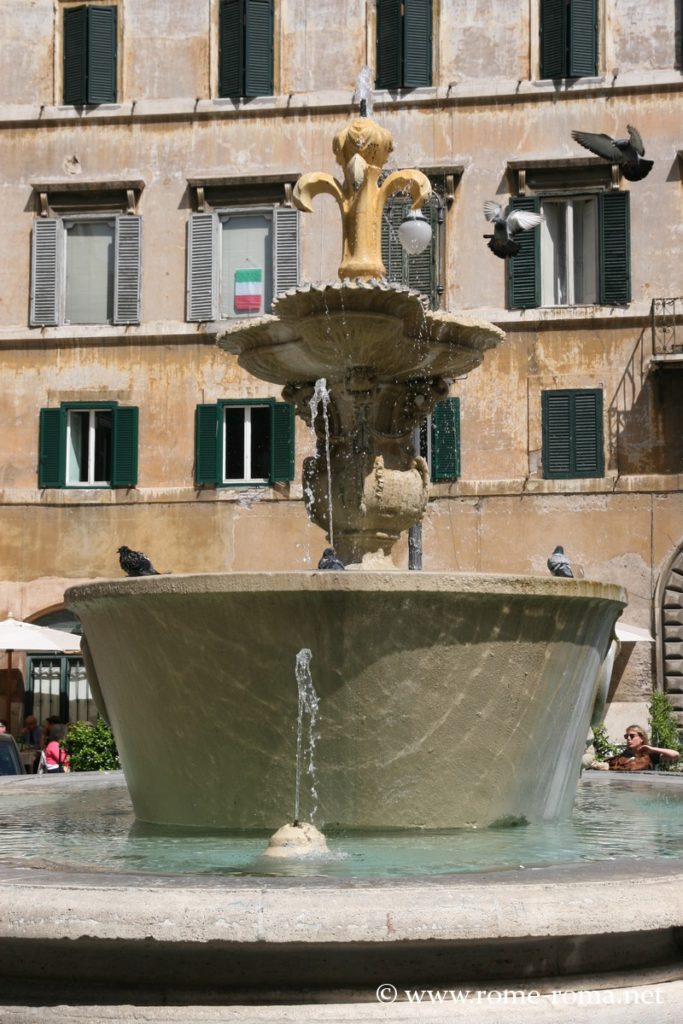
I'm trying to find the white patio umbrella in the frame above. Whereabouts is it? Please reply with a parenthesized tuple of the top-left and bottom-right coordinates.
(0, 616, 82, 729)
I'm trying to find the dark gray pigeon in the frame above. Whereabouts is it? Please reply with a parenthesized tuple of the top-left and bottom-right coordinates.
(483, 200, 544, 258)
(318, 547, 345, 571)
(117, 545, 161, 577)
(547, 545, 574, 579)
(571, 125, 653, 181)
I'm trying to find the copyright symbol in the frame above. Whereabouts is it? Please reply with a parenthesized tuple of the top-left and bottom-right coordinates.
(376, 983, 398, 1003)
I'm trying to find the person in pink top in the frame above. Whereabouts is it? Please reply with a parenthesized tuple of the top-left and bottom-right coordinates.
(41, 724, 70, 773)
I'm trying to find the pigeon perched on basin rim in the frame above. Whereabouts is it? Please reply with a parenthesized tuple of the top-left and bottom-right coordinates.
(117, 545, 161, 577)
(483, 200, 544, 259)
(547, 545, 574, 579)
(570, 124, 653, 182)
(317, 547, 346, 571)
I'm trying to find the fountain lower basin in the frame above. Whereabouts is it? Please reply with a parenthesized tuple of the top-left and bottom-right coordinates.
(66, 572, 625, 831)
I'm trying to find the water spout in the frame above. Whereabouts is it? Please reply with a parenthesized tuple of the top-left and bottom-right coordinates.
(354, 65, 374, 118)
(309, 378, 335, 548)
(293, 648, 320, 825)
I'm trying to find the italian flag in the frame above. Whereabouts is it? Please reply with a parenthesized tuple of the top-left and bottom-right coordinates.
(234, 268, 263, 313)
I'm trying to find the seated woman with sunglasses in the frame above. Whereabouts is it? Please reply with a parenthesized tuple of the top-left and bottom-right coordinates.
(607, 725, 680, 772)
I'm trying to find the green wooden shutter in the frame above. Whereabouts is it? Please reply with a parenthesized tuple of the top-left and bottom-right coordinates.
(38, 408, 66, 488)
(187, 214, 217, 322)
(406, 196, 439, 308)
(403, 0, 432, 88)
(540, 0, 566, 78)
(63, 5, 88, 104)
(573, 389, 603, 476)
(113, 216, 142, 325)
(195, 404, 219, 485)
(507, 196, 540, 309)
(376, 0, 402, 89)
(273, 208, 299, 298)
(111, 407, 138, 488)
(219, 0, 244, 97)
(599, 191, 630, 305)
(381, 199, 406, 282)
(87, 5, 117, 103)
(31, 219, 60, 327)
(568, 0, 597, 78)
(245, 0, 273, 97)
(542, 391, 572, 477)
(431, 397, 460, 482)
(542, 389, 603, 478)
(270, 402, 295, 482)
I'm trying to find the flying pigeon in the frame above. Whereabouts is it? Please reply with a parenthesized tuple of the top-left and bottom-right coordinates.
(547, 546, 574, 579)
(117, 546, 161, 577)
(571, 125, 653, 181)
(317, 547, 346, 571)
(483, 201, 544, 258)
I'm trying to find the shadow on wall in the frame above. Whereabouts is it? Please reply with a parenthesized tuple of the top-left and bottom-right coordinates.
(609, 327, 683, 475)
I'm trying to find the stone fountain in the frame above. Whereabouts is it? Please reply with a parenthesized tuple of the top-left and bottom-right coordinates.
(66, 115, 626, 831)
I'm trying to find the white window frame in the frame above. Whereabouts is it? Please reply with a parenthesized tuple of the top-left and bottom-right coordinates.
(65, 407, 113, 486)
(61, 214, 116, 325)
(540, 196, 598, 308)
(217, 206, 274, 320)
(222, 403, 271, 484)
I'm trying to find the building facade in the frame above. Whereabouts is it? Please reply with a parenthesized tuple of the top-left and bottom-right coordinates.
(0, 0, 682, 731)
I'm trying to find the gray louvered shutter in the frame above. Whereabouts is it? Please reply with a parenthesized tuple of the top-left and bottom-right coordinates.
(431, 397, 460, 481)
(542, 391, 572, 477)
(187, 214, 217, 322)
(381, 199, 407, 282)
(376, 0, 402, 89)
(245, 0, 274, 97)
(31, 219, 60, 327)
(573, 389, 603, 477)
(507, 196, 541, 309)
(403, 0, 432, 88)
(274, 208, 299, 298)
(87, 5, 117, 103)
(540, 0, 566, 78)
(568, 0, 598, 78)
(406, 196, 439, 308)
(599, 191, 630, 305)
(113, 216, 142, 324)
(219, 0, 244, 98)
(63, 5, 88, 104)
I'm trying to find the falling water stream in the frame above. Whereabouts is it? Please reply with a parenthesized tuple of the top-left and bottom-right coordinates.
(293, 648, 321, 824)
(309, 378, 335, 549)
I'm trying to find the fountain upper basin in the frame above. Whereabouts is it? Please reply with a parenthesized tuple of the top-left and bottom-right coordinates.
(66, 571, 625, 831)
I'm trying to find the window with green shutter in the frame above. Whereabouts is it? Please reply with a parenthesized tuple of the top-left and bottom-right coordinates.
(540, 0, 598, 79)
(38, 402, 138, 489)
(377, 0, 432, 89)
(63, 5, 117, 105)
(542, 389, 604, 479)
(419, 398, 461, 482)
(187, 205, 299, 322)
(219, 0, 274, 98)
(381, 192, 442, 309)
(194, 400, 295, 486)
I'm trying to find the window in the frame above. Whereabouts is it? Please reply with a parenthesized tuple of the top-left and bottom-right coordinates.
(542, 389, 604, 479)
(195, 399, 294, 486)
(219, 0, 273, 98)
(418, 398, 461, 481)
(508, 190, 630, 309)
(26, 656, 96, 725)
(38, 402, 138, 489)
(540, 0, 598, 79)
(30, 214, 142, 327)
(376, 0, 432, 89)
(187, 206, 298, 321)
(381, 190, 443, 309)
(63, 4, 117, 105)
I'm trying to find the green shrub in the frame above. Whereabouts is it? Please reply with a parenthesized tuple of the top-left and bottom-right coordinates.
(591, 724, 620, 761)
(648, 691, 683, 771)
(63, 718, 120, 772)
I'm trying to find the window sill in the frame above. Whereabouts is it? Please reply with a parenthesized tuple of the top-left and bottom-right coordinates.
(465, 300, 651, 329)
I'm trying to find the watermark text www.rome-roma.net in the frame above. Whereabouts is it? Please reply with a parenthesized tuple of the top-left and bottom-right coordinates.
(375, 984, 666, 1006)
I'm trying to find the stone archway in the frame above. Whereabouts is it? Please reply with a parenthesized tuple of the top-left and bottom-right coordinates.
(659, 545, 683, 726)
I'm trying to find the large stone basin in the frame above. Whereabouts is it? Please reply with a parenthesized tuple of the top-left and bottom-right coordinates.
(66, 572, 625, 830)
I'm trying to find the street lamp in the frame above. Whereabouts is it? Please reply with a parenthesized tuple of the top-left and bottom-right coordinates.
(398, 209, 432, 255)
